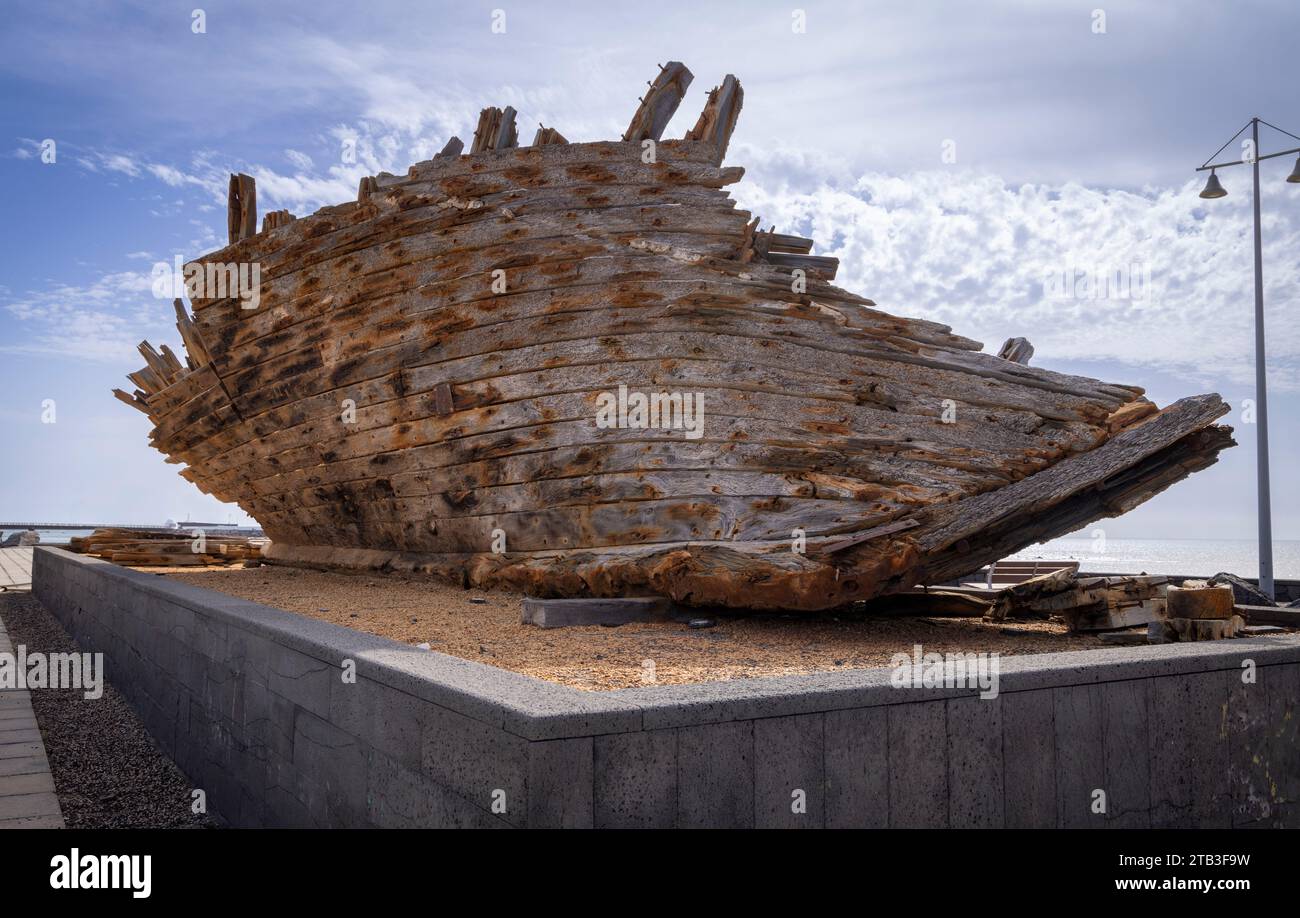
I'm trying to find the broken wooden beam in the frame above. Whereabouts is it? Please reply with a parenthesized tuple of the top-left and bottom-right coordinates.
(172, 298, 211, 367)
(531, 126, 568, 146)
(765, 251, 839, 278)
(1234, 603, 1300, 627)
(998, 337, 1034, 365)
(471, 106, 518, 153)
(261, 209, 295, 232)
(111, 388, 149, 412)
(624, 61, 694, 142)
(436, 136, 464, 159)
(764, 232, 815, 254)
(685, 74, 742, 163)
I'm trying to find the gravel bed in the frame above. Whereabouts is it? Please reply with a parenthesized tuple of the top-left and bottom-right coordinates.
(0, 591, 218, 829)
(168, 564, 1113, 690)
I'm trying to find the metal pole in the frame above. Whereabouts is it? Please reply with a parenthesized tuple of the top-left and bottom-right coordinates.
(1250, 118, 1275, 599)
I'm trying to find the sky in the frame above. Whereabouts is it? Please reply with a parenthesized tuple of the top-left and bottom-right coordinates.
(0, 0, 1296, 544)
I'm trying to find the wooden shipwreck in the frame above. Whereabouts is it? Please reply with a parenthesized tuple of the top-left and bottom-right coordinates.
(115, 64, 1235, 611)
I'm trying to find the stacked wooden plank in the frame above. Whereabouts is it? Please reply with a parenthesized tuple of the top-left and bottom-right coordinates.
(67, 529, 264, 567)
(109, 63, 1235, 611)
(991, 572, 1169, 631)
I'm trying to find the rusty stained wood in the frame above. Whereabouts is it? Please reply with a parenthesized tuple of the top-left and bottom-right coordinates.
(116, 64, 1235, 611)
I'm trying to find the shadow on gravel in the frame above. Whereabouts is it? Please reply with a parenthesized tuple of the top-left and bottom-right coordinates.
(0, 592, 219, 829)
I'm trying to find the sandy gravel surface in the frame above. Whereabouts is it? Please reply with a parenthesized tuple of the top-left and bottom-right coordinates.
(165, 565, 1114, 691)
(0, 591, 219, 828)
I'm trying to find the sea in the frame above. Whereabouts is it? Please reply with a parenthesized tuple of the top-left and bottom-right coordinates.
(1008, 537, 1300, 580)
(4, 530, 1297, 581)
(2, 529, 96, 544)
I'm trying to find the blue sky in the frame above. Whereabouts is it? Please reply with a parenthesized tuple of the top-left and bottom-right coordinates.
(0, 0, 1296, 541)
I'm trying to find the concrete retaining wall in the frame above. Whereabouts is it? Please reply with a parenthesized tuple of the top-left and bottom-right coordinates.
(33, 547, 1300, 828)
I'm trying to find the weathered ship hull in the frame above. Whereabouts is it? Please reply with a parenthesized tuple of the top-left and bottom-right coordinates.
(118, 67, 1234, 610)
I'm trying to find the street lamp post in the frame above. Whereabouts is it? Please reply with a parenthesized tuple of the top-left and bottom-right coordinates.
(1196, 117, 1300, 600)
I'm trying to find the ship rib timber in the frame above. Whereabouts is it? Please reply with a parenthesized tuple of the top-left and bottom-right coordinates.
(120, 66, 1234, 611)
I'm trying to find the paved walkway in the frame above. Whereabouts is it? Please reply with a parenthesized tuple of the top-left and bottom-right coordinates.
(0, 595, 65, 828)
(0, 547, 34, 591)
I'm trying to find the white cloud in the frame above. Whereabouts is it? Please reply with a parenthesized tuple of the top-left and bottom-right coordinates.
(732, 154, 1300, 392)
(146, 163, 187, 186)
(101, 153, 140, 177)
(0, 269, 179, 365)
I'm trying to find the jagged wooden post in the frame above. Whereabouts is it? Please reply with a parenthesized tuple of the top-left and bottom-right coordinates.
(173, 298, 210, 367)
(685, 74, 743, 163)
(624, 61, 694, 141)
(227, 173, 257, 244)
(471, 107, 518, 153)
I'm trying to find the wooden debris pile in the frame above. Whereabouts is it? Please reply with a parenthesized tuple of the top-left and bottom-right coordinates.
(987, 570, 1281, 642)
(67, 528, 264, 567)
(989, 570, 1168, 632)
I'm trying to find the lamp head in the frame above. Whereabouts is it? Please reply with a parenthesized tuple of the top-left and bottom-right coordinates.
(1287, 155, 1300, 184)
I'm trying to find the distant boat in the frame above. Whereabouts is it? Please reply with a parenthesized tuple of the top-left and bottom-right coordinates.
(114, 64, 1234, 610)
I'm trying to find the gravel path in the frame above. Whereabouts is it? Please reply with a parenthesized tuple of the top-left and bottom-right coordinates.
(0, 592, 218, 829)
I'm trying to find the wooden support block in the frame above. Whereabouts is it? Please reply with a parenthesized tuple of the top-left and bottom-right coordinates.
(1167, 583, 1234, 620)
(1154, 614, 1245, 642)
(522, 596, 676, 629)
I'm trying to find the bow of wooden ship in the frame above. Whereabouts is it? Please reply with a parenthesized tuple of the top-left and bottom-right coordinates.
(114, 63, 1235, 611)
